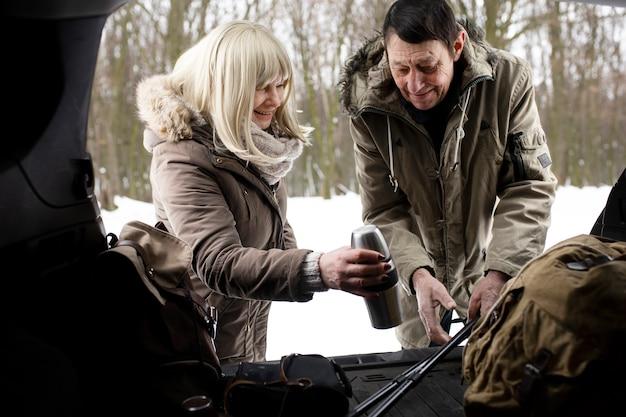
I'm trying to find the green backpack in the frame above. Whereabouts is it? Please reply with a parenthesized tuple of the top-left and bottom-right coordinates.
(463, 234, 626, 417)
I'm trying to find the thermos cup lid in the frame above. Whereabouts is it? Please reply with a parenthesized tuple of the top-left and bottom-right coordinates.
(351, 224, 391, 259)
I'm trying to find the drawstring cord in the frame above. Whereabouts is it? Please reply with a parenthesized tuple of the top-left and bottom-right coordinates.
(387, 115, 399, 192)
(452, 88, 472, 171)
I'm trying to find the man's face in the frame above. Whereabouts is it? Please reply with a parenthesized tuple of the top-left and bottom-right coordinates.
(386, 32, 464, 111)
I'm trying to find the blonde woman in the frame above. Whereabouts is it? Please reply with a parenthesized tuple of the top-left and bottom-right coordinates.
(136, 20, 389, 364)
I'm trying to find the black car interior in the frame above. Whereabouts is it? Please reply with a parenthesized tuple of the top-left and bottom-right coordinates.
(1, 1, 624, 416)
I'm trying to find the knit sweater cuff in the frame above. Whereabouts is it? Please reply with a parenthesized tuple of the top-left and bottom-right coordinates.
(300, 251, 328, 293)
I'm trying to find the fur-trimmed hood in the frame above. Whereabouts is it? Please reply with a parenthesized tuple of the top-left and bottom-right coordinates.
(338, 19, 497, 117)
(136, 74, 207, 149)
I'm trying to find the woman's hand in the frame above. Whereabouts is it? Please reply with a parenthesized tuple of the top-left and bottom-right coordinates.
(319, 246, 390, 297)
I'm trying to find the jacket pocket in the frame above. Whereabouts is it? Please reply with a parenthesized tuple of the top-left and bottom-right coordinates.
(506, 129, 552, 182)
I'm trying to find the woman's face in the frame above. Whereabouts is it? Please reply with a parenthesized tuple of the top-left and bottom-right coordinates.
(252, 77, 285, 129)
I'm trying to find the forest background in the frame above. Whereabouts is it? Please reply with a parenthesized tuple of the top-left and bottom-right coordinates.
(89, 0, 626, 209)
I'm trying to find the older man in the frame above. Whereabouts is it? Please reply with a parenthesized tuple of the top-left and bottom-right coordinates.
(340, 0, 557, 348)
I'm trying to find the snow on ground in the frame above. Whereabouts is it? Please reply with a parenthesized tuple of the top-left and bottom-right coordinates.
(101, 185, 612, 360)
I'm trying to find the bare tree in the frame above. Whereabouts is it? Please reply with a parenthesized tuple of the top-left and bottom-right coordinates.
(88, 0, 626, 207)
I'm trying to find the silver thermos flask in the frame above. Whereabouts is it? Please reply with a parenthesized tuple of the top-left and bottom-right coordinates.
(351, 224, 402, 329)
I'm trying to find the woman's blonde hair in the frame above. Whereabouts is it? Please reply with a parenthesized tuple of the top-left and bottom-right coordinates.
(169, 20, 310, 166)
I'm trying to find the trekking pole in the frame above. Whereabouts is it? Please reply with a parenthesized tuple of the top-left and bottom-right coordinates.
(346, 319, 475, 417)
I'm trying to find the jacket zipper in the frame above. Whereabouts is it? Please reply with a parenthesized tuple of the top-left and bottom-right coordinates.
(439, 75, 491, 285)
(436, 169, 449, 288)
(358, 75, 493, 285)
(271, 186, 286, 249)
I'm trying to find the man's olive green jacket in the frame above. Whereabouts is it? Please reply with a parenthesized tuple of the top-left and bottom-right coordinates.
(340, 25, 557, 348)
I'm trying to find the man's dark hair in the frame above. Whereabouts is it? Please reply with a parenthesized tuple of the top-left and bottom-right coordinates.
(383, 0, 458, 50)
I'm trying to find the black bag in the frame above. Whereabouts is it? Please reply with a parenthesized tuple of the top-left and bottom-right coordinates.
(94, 220, 223, 415)
(224, 353, 353, 417)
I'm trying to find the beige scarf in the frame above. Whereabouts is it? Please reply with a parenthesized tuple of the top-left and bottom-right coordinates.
(243, 123, 304, 185)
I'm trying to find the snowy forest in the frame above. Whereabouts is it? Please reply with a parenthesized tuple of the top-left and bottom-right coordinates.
(88, 0, 626, 209)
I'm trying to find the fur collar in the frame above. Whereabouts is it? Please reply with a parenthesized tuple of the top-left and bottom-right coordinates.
(136, 74, 207, 142)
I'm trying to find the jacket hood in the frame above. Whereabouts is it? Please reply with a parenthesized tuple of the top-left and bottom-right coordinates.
(339, 18, 497, 116)
(136, 74, 207, 151)
(339, 33, 386, 116)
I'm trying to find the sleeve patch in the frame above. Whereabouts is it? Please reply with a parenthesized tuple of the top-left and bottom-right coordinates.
(537, 152, 552, 168)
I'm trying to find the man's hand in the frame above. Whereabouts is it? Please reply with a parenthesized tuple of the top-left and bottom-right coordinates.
(467, 270, 509, 320)
(412, 268, 456, 345)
